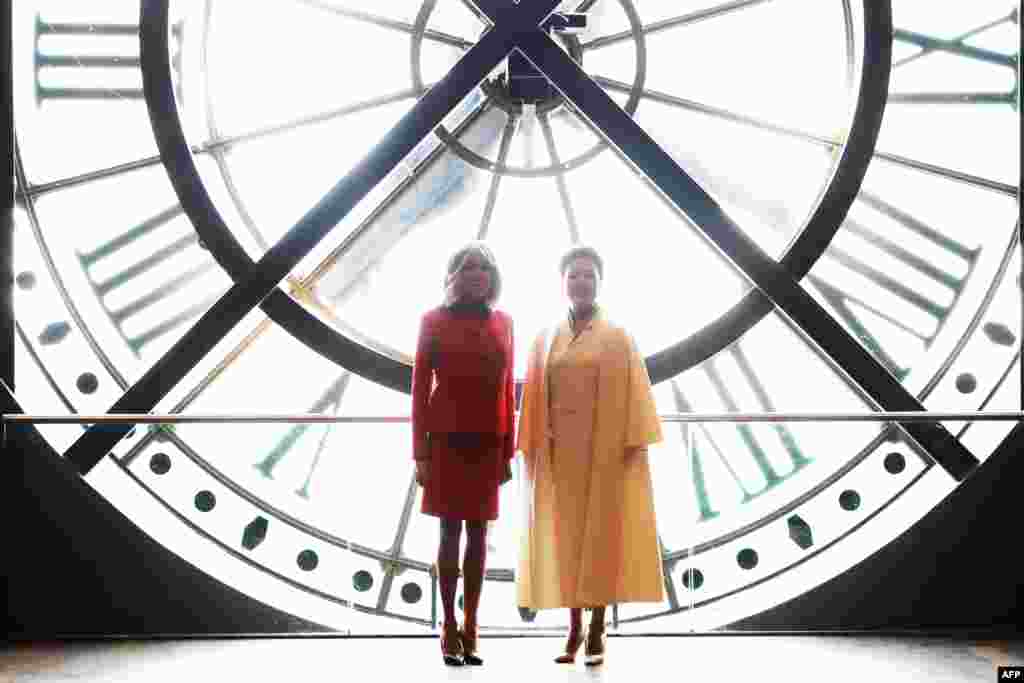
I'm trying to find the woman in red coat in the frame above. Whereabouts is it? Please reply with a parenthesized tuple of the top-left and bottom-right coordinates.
(412, 242, 514, 667)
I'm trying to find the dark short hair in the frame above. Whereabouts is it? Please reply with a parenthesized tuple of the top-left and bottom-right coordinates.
(559, 245, 604, 279)
(444, 241, 502, 305)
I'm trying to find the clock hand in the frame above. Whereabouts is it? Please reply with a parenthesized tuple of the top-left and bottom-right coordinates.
(511, 10, 977, 482)
(665, 144, 981, 385)
(65, 0, 561, 475)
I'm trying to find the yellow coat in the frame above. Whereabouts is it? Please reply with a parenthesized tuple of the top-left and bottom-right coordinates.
(516, 311, 665, 609)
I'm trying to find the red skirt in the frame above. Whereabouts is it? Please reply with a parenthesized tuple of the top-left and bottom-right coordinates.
(421, 433, 504, 521)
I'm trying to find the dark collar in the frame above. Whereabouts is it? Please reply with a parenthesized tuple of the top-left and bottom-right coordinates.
(568, 304, 599, 330)
(447, 300, 491, 318)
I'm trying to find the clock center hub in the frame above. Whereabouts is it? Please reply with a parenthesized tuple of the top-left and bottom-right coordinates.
(482, 12, 586, 115)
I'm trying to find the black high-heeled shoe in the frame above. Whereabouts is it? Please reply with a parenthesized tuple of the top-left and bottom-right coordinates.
(459, 625, 484, 665)
(554, 627, 585, 664)
(440, 622, 464, 666)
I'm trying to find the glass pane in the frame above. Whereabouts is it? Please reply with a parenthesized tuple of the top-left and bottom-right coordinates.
(8, 0, 1019, 637)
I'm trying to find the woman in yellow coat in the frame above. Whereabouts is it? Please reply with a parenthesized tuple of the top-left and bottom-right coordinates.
(516, 245, 664, 666)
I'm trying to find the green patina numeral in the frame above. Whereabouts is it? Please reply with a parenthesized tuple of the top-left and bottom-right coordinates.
(255, 372, 352, 499)
(809, 190, 978, 380)
(673, 341, 813, 521)
(33, 13, 183, 104)
(77, 205, 220, 355)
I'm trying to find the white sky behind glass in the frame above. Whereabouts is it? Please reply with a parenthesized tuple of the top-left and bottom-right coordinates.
(19, 0, 1017, 374)
(196, 0, 857, 363)
(13, 2, 1019, 440)
(9, 0, 1022, 630)
(15, 0, 1020, 485)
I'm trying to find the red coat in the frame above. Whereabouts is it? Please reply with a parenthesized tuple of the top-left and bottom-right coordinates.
(412, 306, 515, 462)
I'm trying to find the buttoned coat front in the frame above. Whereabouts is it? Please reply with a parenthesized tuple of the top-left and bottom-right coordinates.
(516, 311, 665, 609)
(412, 305, 515, 520)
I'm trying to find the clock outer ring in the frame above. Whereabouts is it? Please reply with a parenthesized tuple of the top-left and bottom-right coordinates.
(138, 0, 892, 391)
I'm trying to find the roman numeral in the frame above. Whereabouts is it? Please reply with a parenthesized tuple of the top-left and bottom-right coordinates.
(672, 341, 812, 521)
(807, 190, 979, 380)
(661, 146, 979, 382)
(33, 13, 183, 104)
(76, 205, 221, 356)
(253, 372, 352, 498)
(890, 14, 1020, 108)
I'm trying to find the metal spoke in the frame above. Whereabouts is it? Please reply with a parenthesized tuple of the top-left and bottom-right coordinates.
(291, 0, 474, 49)
(659, 536, 681, 610)
(377, 472, 420, 610)
(594, 74, 840, 145)
(478, 114, 518, 240)
(594, 74, 1018, 197)
(888, 91, 1016, 105)
(65, 0, 566, 475)
(538, 111, 581, 243)
(25, 87, 426, 201)
(871, 150, 1017, 197)
(582, 0, 773, 51)
(206, 87, 428, 152)
(24, 155, 165, 199)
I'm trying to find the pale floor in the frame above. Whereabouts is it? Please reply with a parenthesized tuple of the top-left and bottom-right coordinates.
(2, 635, 1022, 682)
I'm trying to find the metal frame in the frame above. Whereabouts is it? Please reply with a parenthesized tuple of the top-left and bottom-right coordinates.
(5, 411, 1024, 425)
(502, 2, 978, 482)
(4, 404, 1021, 629)
(53, 0, 971, 484)
(2, 0, 13, 389)
(414, 0, 647, 178)
(61, 0, 566, 475)
(3, 0, 1020, 631)
(136, 0, 890, 401)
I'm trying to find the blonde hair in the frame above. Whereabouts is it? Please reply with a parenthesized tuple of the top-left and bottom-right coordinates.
(443, 241, 502, 306)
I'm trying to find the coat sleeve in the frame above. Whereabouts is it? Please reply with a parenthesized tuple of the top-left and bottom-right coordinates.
(624, 330, 663, 449)
(516, 332, 543, 461)
(503, 316, 516, 461)
(411, 312, 434, 461)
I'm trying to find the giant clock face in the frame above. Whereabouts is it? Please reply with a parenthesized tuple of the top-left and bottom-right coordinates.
(8, 0, 1020, 632)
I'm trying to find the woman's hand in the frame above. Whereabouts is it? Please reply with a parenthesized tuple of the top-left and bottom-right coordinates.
(625, 446, 647, 461)
(415, 459, 430, 486)
(501, 459, 513, 484)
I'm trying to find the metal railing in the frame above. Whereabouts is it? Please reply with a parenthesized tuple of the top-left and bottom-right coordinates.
(3, 410, 1024, 425)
